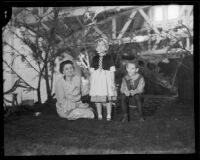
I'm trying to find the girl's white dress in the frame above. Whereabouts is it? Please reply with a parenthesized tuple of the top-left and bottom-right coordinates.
(89, 54, 117, 102)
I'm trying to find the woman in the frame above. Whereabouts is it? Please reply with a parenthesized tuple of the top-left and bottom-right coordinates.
(55, 60, 94, 120)
(89, 38, 116, 121)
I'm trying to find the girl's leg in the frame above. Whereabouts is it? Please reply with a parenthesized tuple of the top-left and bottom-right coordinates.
(106, 102, 112, 121)
(96, 103, 102, 120)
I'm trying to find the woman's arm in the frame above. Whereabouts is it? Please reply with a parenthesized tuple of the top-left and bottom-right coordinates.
(55, 80, 66, 107)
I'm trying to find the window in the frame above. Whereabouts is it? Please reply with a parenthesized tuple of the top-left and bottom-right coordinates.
(153, 7, 163, 21)
(167, 5, 179, 20)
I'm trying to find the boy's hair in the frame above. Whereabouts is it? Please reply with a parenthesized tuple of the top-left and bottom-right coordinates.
(126, 60, 139, 68)
(59, 60, 74, 74)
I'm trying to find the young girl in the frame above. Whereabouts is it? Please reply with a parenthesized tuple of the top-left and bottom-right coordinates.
(89, 38, 116, 121)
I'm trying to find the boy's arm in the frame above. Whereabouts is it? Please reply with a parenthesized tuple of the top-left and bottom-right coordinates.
(120, 78, 130, 96)
(131, 77, 145, 95)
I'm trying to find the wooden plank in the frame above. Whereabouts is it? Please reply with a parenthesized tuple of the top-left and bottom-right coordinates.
(178, 5, 186, 18)
(117, 10, 137, 39)
(97, 6, 151, 26)
(38, 7, 44, 17)
(138, 8, 160, 34)
(41, 22, 50, 30)
(112, 18, 116, 39)
(93, 26, 108, 39)
(56, 34, 63, 41)
(76, 16, 83, 27)
(186, 37, 190, 50)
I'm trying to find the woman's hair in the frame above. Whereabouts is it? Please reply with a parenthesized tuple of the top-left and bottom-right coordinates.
(59, 60, 74, 74)
(95, 37, 109, 50)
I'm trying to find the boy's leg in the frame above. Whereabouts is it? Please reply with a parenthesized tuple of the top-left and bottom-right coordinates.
(121, 94, 129, 122)
(134, 94, 145, 121)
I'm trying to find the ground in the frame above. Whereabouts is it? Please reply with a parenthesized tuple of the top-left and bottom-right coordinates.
(4, 95, 195, 155)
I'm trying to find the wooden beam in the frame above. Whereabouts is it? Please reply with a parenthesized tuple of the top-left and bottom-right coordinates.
(178, 5, 187, 18)
(56, 34, 63, 41)
(41, 22, 50, 31)
(38, 7, 44, 17)
(186, 37, 190, 50)
(41, 7, 54, 22)
(117, 10, 137, 39)
(93, 26, 108, 39)
(57, 6, 151, 47)
(138, 8, 160, 34)
(112, 18, 116, 39)
(97, 6, 151, 26)
(76, 16, 83, 27)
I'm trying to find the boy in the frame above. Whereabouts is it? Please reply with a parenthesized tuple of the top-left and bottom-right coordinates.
(120, 61, 145, 122)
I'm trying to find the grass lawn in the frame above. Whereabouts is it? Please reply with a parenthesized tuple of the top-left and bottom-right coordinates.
(4, 95, 195, 155)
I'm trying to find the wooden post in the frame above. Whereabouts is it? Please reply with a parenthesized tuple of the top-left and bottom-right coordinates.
(93, 26, 108, 40)
(186, 37, 190, 50)
(138, 8, 160, 34)
(112, 18, 116, 39)
(117, 10, 137, 39)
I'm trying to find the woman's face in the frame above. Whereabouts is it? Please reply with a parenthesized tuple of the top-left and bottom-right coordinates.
(96, 41, 107, 54)
(63, 64, 74, 77)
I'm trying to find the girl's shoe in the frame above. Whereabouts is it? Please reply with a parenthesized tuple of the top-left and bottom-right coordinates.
(98, 115, 103, 120)
(106, 115, 111, 121)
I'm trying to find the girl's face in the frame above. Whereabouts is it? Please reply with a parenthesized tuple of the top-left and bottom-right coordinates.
(63, 64, 74, 77)
(96, 41, 107, 54)
(126, 63, 138, 76)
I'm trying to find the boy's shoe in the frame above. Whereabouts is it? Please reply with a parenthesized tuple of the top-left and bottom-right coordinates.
(139, 117, 145, 122)
(121, 114, 129, 123)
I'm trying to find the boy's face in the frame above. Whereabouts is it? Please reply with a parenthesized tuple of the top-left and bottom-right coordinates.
(126, 63, 138, 76)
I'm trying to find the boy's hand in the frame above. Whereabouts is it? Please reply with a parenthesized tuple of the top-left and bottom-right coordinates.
(125, 90, 130, 96)
(130, 90, 136, 96)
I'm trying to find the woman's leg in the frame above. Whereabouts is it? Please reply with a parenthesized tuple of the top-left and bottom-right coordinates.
(96, 103, 103, 120)
(106, 102, 112, 121)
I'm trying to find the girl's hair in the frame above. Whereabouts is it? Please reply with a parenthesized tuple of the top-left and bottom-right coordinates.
(95, 37, 109, 50)
(59, 60, 74, 74)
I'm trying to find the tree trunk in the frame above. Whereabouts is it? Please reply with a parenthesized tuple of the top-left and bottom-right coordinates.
(44, 62, 52, 100)
(50, 60, 55, 94)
